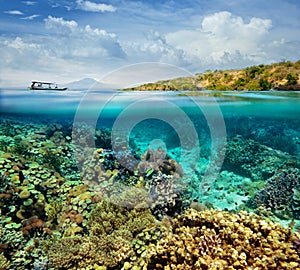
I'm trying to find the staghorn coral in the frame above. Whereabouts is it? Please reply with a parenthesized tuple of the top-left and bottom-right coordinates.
(141, 209, 300, 269)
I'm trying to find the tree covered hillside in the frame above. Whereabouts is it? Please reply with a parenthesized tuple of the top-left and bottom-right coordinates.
(125, 60, 300, 91)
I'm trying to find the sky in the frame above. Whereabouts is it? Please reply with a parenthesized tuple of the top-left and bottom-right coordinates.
(0, 0, 300, 87)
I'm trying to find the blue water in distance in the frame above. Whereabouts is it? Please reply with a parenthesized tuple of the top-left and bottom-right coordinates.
(1, 88, 300, 158)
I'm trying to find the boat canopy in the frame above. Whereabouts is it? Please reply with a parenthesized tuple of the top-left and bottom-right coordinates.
(29, 81, 68, 91)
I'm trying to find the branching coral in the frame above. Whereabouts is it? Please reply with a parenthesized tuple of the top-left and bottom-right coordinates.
(47, 199, 156, 269)
(142, 209, 300, 269)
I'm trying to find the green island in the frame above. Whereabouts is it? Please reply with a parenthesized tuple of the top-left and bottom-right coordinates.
(124, 59, 300, 91)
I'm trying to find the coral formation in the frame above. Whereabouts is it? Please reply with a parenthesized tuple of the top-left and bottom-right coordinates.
(0, 252, 11, 270)
(47, 199, 156, 269)
(80, 147, 187, 218)
(223, 135, 299, 181)
(249, 168, 300, 219)
(144, 209, 300, 269)
(138, 147, 184, 177)
(1, 118, 300, 269)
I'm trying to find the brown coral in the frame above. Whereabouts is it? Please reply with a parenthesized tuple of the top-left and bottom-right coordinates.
(21, 216, 47, 236)
(143, 209, 300, 269)
(138, 148, 184, 177)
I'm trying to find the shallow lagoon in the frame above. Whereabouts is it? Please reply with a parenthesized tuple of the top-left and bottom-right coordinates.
(0, 88, 300, 269)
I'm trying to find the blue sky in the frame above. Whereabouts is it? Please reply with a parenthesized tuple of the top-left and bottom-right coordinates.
(1, 0, 300, 87)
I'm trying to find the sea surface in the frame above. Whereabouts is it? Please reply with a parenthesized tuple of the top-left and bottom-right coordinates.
(1, 88, 300, 268)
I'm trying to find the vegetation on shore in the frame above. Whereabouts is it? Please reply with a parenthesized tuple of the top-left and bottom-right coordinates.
(124, 60, 300, 91)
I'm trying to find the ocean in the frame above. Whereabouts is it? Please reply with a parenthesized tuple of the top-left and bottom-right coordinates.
(1, 88, 300, 269)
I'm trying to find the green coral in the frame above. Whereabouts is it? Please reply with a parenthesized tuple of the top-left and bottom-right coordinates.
(47, 199, 155, 269)
(11, 139, 31, 156)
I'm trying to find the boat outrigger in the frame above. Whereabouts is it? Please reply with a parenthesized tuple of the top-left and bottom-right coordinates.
(29, 81, 68, 91)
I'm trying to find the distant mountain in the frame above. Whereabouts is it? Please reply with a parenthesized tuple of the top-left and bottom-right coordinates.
(63, 78, 100, 90)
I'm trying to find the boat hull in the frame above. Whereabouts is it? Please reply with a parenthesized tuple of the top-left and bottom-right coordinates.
(28, 87, 68, 91)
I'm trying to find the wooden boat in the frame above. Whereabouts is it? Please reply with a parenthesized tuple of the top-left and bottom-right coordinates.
(28, 81, 68, 91)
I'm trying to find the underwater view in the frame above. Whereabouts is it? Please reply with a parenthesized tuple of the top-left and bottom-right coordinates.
(1, 88, 300, 269)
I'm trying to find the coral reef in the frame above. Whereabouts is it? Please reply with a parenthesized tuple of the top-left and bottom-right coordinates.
(47, 199, 156, 269)
(94, 127, 112, 149)
(80, 147, 187, 219)
(248, 168, 300, 219)
(143, 209, 300, 269)
(138, 147, 184, 177)
(1, 118, 300, 269)
(223, 135, 299, 181)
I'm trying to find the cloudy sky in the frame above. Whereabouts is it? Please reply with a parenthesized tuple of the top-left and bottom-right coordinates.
(1, 0, 300, 87)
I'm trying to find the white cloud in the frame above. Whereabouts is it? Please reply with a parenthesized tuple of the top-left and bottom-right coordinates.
(4, 10, 24, 15)
(0, 37, 45, 71)
(0, 35, 91, 87)
(201, 11, 271, 38)
(22, 1, 37, 5)
(45, 16, 78, 35)
(165, 11, 273, 68)
(0, 16, 126, 87)
(21, 14, 40, 20)
(3, 37, 39, 51)
(124, 31, 189, 67)
(44, 16, 125, 59)
(76, 0, 116, 12)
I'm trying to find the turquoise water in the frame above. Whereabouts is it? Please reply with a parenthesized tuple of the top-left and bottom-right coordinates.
(1, 88, 300, 268)
(2, 88, 299, 154)
(1, 88, 300, 192)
